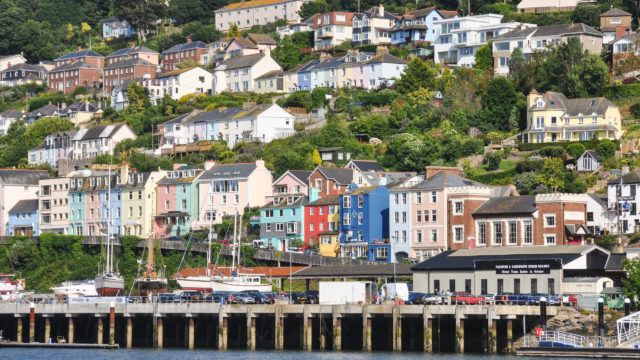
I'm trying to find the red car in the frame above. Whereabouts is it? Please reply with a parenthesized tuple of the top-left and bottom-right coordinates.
(562, 294, 578, 306)
(451, 292, 484, 305)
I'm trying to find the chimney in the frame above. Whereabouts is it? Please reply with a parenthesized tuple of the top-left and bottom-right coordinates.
(120, 162, 130, 184)
(425, 166, 463, 179)
(256, 159, 266, 169)
(615, 25, 626, 39)
(622, 166, 630, 174)
(204, 160, 216, 171)
(186, 35, 192, 44)
(378, 4, 384, 17)
(242, 101, 257, 110)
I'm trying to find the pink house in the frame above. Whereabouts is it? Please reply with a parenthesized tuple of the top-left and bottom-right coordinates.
(195, 160, 273, 227)
(0, 170, 49, 235)
(269, 170, 312, 201)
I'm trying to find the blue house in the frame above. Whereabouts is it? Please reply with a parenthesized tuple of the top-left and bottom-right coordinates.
(7, 199, 39, 236)
(339, 185, 390, 262)
(259, 188, 319, 251)
(101, 175, 123, 237)
(102, 17, 134, 39)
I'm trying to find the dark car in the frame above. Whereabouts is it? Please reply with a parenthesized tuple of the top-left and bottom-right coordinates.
(156, 293, 180, 303)
(407, 292, 427, 305)
(179, 291, 204, 302)
(240, 290, 273, 304)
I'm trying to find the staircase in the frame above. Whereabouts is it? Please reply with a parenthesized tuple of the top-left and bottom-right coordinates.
(617, 311, 640, 348)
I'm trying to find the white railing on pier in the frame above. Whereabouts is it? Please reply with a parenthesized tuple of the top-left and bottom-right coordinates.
(524, 331, 617, 348)
(617, 311, 640, 347)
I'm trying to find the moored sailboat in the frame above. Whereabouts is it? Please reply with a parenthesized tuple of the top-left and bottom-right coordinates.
(95, 166, 124, 296)
(133, 236, 167, 296)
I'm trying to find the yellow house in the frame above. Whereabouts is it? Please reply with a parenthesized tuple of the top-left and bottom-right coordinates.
(318, 230, 340, 257)
(118, 163, 166, 237)
(523, 90, 623, 143)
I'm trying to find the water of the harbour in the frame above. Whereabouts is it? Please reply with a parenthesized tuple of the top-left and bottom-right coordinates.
(0, 349, 582, 360)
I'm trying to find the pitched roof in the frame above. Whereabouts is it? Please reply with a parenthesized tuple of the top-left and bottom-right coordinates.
(55, 50, 103, 61)
(104, 58, 155, 69)
(29, 104, 60, 117)
(75, 124, 130, 141)
(217, 0, 288, 12)
(262, 194, 309, 209)
(607, 170, 640, 185)
(2, 63, 47, 74)
(579, 150, 601, 162)
(230, 37, 258, 49)
(349, 185, 386, 195)
(287, 170, 313, 183)
(587, 193, 608, 208)
(412, 172, 482, 190)
(348, 160, 384, 172)
(601, 8, 632, 17)
(0, 169, 49, 185)
(51, 61, 99, 72)
(246, 33, 277, 45)
(215, 53, 265, 71)
(108, 46, 157, 57)
(0, 109, 22, 119)
(531, 91, 616, 117)
(161, 41, 208, 55)
(312, 167, 353, 185)
(366, 51, 407, 65)
(9, 199, 38, 213)
(199, 163, 258, 181)
(412, 245, 607, 271)
(255, 69, 284, 80)
(354, 6, 397, 20)
(307, 194, 340, 206)
(496, 23, 602, 41)
(158, 66, 209, 78)
(472, 195, 536, 216)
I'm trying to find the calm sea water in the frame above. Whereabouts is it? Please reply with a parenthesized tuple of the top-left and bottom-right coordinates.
(0, 349, 579, 360)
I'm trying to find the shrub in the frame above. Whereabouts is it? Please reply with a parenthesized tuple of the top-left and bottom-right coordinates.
(460, 138, 484, 156)
(484, 152, 502, 170)
(516, 159, 543, 174)
(596, 139, 618, 159)
(566, 143, 586, 158)
(538, 146, 567, 159)
(630, 103, 640, 118)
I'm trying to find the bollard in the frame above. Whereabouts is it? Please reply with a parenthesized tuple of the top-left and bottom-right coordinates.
(539, 297, 547, 329)
(625, 298, 631, 317)
(29, 302, 35, 343)
(109, 301, 115, 345)
(598, 298, 605, 337)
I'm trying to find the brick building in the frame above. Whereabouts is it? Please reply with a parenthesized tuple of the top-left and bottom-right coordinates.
(49, 50, 104, 94)
(160, 40, 209, 73)
(104, 46, 159, 92)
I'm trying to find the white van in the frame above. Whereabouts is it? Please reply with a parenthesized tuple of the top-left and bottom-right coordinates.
(380, 283, 409, 302)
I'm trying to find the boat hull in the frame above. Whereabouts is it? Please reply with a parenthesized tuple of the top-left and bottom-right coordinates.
(176, 277, 212, 292)
(211, 281, 272, 293)
(51, 281, 98, 298)
(133, 278, 168, 296)
(176, 276, 272, 293)
(95, 276, 124, 297)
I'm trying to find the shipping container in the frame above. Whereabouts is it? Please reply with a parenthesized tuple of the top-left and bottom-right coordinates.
(319, 281, 374, 305)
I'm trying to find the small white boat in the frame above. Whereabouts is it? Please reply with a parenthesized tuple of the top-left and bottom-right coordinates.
(0, 274, 26, 300)
(51, 280, 98, 298)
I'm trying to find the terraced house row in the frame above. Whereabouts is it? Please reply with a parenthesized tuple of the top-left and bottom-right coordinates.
(4, 161, 635, 263)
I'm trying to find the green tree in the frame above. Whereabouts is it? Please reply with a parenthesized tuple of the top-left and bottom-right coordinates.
(566, 143, 586, 158)
(596, 139, 618, 159)
(571, 5, 601, 27)
(272, 32, 315, 70)
(227, 23, 240, 38)
(113, 0, 168, 42)
(13, 20, 58, 63)
(0, 0, 24, 55)
(622, 257, 640, 301)
(478, 76, 521, 131)
(298, 0, 328, 19)
(571, 54, 609, 97)
(394, 58, 438, 94)
(125, 82, 150, 114)
(180, 21, 222, 43)
(474, 43, 493, 72)
(311, 149, 321, 165)
(169, 0, 228, 25)
(508, 47, 528, 93)
(536, 158, 565, 191)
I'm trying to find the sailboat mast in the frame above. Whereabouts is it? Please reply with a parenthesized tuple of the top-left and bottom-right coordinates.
(106, 166, 112, 274)
(231, 212, 237, 272)
(147, 236, 154, 278)
(237, 210, 242, 269)
(206, 182, 213, 277)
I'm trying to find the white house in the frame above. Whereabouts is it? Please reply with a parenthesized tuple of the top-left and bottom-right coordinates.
(432, 14, 525, 68)
(152, 67, 213, 100)
(576, 150, 601, 172)
(0, 54, 26, 73)
(0, 109, 23, 136)
(214, 0, 309, 32)
(351, 5, 396, 47)
(391, 7, 459, 45)
(607, 171, 640, 234)
(71, 124, 137, 160)
(586, 194, 615, 236)
(313, 12, 355, 50)
(213, 53, 282, 93)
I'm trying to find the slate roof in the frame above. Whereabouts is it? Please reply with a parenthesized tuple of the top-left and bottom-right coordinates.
(0, 109, 22, 119)
(287, 170, 313, 184)
(161, 41, 208, 55)
(607, 170, 640, 185)
(349, 160, 385, 172)
(28, 104, 59, 117)
(530, 91, 616, 117)
(104, 58, 155, 69)
(312, 167, 353, 185)
(75, 124, 129, 141)
(307, 194, 340, 206)
(496, 23, 602, 41)
(601, 8, 632, 17)
(292, 264, 413, 278)
(158, 66, 209, 78)
(0, 169, 49, 185)
(116, 172, 152, 189)
(55, 50, 102, 61)
(262, 194, 308, 209)
(587, 193, 608, 208)
(230, 37, 258, 49)
(579, 150, 601, 162)
(255, 69, 284, 80)
(199, 163, 258, 181)
(354, 6, 397, 20)
(606, 253, 626, 271)
(9, 199, 39, 213)
(472, 195, 536, 216)
(412, 245, 607, 271)
(246, 33, 277, 45)
(60, 102, 100, 115)
(2, 63, 47, 74)
(108, 46, 156, 57)
(215, 53, 265, 71)
(412, 172, 482, 190)
(50, 61, 99, 72)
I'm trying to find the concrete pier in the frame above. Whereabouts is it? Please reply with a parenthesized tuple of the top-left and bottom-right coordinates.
(0, 303, 556, 353)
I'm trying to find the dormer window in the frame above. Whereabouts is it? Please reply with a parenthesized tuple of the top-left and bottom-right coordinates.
(536, 98, 544, 108)
(138, 174, 143, 182)
(167, 172, 173, 179)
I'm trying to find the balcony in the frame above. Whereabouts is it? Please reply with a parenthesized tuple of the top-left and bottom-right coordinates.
(317, 31, 333, 39)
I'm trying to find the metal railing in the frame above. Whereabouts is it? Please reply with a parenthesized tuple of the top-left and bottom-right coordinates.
(617, 311, 640, 346)
(524, 331, 618, 348)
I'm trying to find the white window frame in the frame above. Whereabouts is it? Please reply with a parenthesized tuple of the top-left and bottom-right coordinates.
(453, 201, 463, 215)
(544, 214, 556, 228)
(453, 225, 464, 243)
(544, 234, 556, 245)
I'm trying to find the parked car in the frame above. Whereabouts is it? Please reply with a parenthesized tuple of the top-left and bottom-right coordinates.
(451, 292, 484, 305)
(156, 293, 180, 303)
(179, 291, 204, 302)
(562, 294, 578, 307)
(407, 292, 427, 305)
(292, 291, 318, 304)
(240, 290, 274, 304)
(230, 292, 256, 304)
(422, 293, 443, 305)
